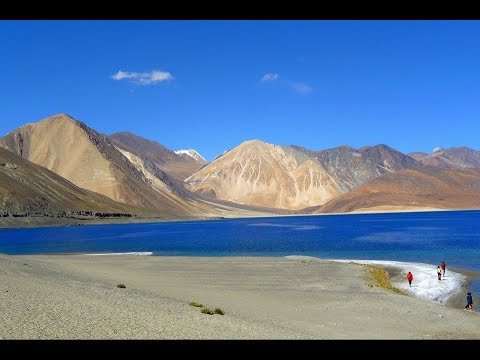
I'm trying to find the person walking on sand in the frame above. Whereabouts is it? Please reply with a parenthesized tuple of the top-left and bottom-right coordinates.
(436, 266, 442, 280)
(465, 292, 473, 311)
(441, 261, 446, 277)
(406, 272, 413, 287)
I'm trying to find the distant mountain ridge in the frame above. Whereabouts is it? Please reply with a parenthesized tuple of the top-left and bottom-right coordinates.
(0, 115, 273, 219)
(291, 144, 419, 193)
(1, 113, 479, 219)
(409, 147, 480, 170)
(186, 140, 423, 210)
(0, 115, 228, 217)
(110, 132, 204, 181)
(310, 167, 480, 213)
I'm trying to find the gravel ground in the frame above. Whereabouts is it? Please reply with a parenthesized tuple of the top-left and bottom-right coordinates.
(1, 254, 479, 339)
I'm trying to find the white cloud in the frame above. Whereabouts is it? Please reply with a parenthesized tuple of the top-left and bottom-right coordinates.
(290, 82, 312, 94)
(259, 72, 312, 95)
(260, 73, 279, 82)
(111, 70, 173, 85)
(433, 147, 442, 153)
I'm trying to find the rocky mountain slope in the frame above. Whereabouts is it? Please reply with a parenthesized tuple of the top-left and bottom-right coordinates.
(1, 115, 275, 219)
(0, 114, 261, 217)
(308, 167, 480, 213)
(185, 140, 342, 210)
(110, 132, 204, 181)
(409, 147, 480, 170)
(0, 147, 146, 218)
(292, 144, 419, 192)
(186, 141, 424, 210)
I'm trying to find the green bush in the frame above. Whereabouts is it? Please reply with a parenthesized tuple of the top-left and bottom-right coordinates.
(117, 283, 126, 288)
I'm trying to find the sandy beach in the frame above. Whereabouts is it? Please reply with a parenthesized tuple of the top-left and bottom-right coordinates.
(1, 253, 479, 339)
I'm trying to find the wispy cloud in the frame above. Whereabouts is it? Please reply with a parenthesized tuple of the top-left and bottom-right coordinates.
(259, 72, 312, 95)
(111, 70, 174, 85)
(260, 73, 279, 82)
(290, 82, 313, 94)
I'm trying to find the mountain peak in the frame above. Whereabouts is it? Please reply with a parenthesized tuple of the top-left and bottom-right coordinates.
(229, 139, 267, 149)
(415, 146, 480, 169)
(41, 113, 78, 124)
(15, 113, 78, 131)
(186, 140, 342, 210)
(110, 132, 206, 180)
(174, 149, 207, 164)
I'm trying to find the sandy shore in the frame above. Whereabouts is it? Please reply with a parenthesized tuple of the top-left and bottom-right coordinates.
(1, 254, 479, 339)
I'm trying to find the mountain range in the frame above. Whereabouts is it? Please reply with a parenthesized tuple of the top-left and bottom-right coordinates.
(1, 113, 479, 225)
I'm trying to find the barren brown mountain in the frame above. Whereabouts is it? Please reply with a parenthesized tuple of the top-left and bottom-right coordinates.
(0, 147, 146, 218)
(0, 114, 267, 218)
(187, 141, 423, 210)
(409, 147, 480, 170)
(409, 152, 429, 161)
(110, 132, 204, 181)
(3, 114, 478, 217)
(186, 140, 342, 210)
(308, 167, 480, 214)
(292, 144, 419, 192)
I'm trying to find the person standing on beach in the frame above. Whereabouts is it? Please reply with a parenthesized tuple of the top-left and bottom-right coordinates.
(406, 272, 413, 287)
(465, 292, 473, 311)
(436, 266, 442, 280)
(441, 261, 446, 277)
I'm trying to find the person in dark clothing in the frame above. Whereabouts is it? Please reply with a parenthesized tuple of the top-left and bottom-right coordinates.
(465, 292, 473, 310)
(441, 261, 446, 277)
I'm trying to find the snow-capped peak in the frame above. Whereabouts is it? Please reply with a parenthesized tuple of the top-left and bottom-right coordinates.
(175, 149, 207, 164)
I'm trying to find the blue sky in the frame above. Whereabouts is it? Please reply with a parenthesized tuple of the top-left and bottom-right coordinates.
(1, 20, 479, 161)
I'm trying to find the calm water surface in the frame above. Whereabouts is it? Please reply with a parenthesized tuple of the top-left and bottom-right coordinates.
(1, 210, 479, 293)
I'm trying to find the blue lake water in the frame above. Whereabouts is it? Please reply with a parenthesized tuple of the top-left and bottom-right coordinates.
(1, 210, 479, 295)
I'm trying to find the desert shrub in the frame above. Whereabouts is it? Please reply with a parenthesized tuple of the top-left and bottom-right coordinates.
(201, 307, 214, 315)
(213, 307, 225, 315)
(189, 301, 204, 308)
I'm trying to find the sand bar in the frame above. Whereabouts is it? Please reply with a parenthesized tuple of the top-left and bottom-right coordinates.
(1, 253, 478, 339)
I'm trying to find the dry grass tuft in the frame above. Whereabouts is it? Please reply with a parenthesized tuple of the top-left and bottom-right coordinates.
(365, 265, 406, 295)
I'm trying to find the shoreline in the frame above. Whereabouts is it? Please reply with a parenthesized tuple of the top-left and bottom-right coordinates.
(1, 253, 479, 339)
(1, 207, 479, 230)
(286, 255, 479, 311)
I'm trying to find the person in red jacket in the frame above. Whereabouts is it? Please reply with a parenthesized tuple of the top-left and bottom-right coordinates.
(441, 261, 446, 277)
(406, 272, 413, 287)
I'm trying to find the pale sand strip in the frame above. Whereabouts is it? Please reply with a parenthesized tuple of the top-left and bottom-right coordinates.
(326, 259, 465, 304)
(1, 254, 479, 339)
